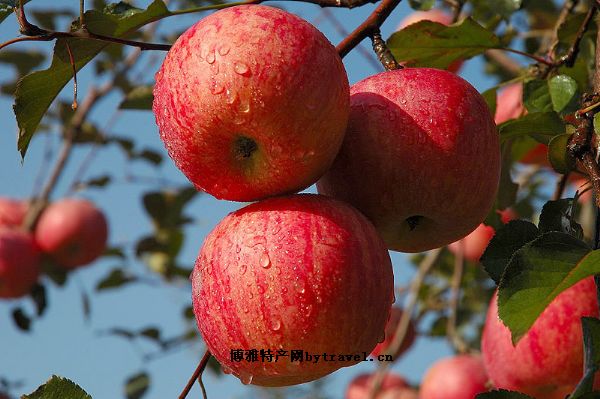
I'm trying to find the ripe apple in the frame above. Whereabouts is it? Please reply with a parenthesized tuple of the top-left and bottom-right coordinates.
(0, 197, 28, 227)
(370, 307, 416, 360)
(35, 198, 108, 269)
(448, 208, 516, 262)
(153, 5, 350, 201)
(378, 388, 419, 399)
(0, 228, 41, 299)
(495, 83, 524, 125)
(317, 68, 500, 252)
(420, 354, 489, 399)
(482, 277, 599, 399)
(397, 9, 462, 73)
(346, 373, 414, 399)
(191, 194, 394, 386)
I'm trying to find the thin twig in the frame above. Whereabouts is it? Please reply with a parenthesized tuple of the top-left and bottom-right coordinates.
(367, 248, 442, 399)
(554, 173, 570, 200)
(79, 0, 86, 29)
(65, 42, 78, 110)
(447, 246, 468, 353)
(336, 0, 403, 58)
(547, 0, 578, 60)
(557, 5, 597, 67)
(179, 350, 212, 399)
(501, 47, 554, 66)
(484, 49, 523, 78)
(370, 29, 400, 70)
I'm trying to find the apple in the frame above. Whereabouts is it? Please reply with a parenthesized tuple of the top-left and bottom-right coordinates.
(370, 307, 416, 360)
(153, 5, 350, 201)
(448, 208, 516, 262)
(420, 354, 489, 399)
(317, 68, 500, 252)
(397, 9, 462, 73)
(346, 372, 415, 399)
(191, 194, 394, 386)
(495, 83, 524, 125)
(0, 197, 28, 228)
(0, 228, 41, 299)
(35, 198, 108, 269)
(482, 277, 599, 399)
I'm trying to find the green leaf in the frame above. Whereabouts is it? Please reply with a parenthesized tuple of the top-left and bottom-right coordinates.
(137, 149, 162, 165)
(498, 112, 565, 142)
(523, 79, 552, 113)
(13, 0, 170, 157)
(594, 113, 600, 137)
(0, 0, 30, 24)
(30, 284, 47, 317)
(124, 372, 150, 399)
(482, 87, 497, 116)
(476, 390, 534, 399)
(471, 0, 522, 20)
(12, 308, 31, 331)
(538, 198, 583, 238)
(387, 17, 500, 69)
(548, 75, 578, 113)
(96, 268, 137, 291)
(119, 85, 154, 110)
(481, 220, 539, 284)
(23, 375, 91, 399)
(548, 133, 576, 174)
(498, 233, 597, 343)
(0, 50, 45, 75)
(408, 0, 435, 10)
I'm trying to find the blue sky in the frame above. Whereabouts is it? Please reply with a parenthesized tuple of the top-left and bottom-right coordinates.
(0, 1, 503, 398)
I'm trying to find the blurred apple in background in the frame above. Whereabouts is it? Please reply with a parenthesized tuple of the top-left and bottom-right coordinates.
(0, 197, 28, 228)
(420, 354, 489, 399)
(346, 372, 415, 399)
(0, 228, 40, 299)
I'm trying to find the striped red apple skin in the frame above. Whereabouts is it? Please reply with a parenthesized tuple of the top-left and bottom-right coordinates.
(192, 194, 394, 386)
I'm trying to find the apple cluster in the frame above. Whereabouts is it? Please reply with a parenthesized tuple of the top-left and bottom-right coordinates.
(152, 3, 503, 390)
(0, 197, 108, 299)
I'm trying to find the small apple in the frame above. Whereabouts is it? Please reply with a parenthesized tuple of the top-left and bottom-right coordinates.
(482, 277, 599, 398)
(318, 68, 500, 252)
(448, 208, 516, 262)
(35, 198, 108, 269)
(346, 372, 413, 399)
(0, 197, 28, 228)
(153, 5, 350, 201)
(0, 227, 41, 299)
(495, 83, 524, 125)
(420, 354, 489, 399)
(192, 194, 394, 386)
(370, 307, 416, 360)
(378, 388, 419, 399)
(397, 9, 462, 73)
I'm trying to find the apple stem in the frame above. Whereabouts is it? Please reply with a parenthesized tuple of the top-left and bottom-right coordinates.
(370, 29, 401, 71)
(178, 350, 211, 399)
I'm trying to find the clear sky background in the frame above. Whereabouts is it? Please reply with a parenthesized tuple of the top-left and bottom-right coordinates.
(0, 1, 506, 398)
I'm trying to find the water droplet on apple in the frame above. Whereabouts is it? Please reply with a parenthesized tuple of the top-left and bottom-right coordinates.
(260, 253, 271, 268)
(218, 44, 230, 56)
(222, 366, 233, 375)
(248, 292, 254, 299)
(240, 264, 247, 275)
(206, 49, 216, 64)
(234, 62, 251, 76)
(240, 373, 253, 385)
(210, 81, 224, 95)
(270, 319, 282, 331)
(238, 99, 250, 113)
(243, 307, 249, 314)
(225, 88, 237, 104)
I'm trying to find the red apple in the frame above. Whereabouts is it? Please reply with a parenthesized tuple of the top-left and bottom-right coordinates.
(317, 68, 500, 252)
(378, 388, 419, 399)
(370, 307, 416, 360)
(153, 5, 350, 201)
(191, 194, 394, 386)
(397, 9, 462, 73)
(35, 198, 108, 269)
(346, 373, 412, 399)
(448, 208, 516, 262)
(482, 277, 599, 399)
(420, 354, 489, 399)
(495, 83, 524, 124)
(0, 228, 41, 299)
(0, 197, 28, 228)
